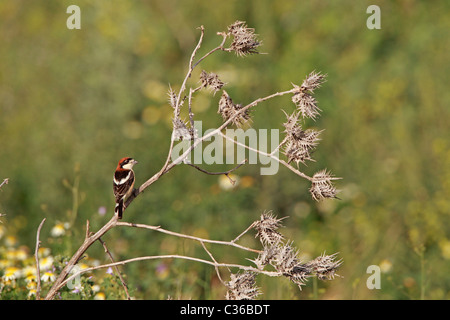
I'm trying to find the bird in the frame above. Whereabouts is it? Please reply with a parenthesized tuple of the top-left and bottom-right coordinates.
(113, 157, 138, 219)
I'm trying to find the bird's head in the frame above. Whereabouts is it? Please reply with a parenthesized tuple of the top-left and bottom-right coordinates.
(118, 157, 138, 170)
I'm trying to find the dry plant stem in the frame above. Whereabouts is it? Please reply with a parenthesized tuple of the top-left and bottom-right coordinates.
(232, 221, 257, 244)
(187, 159, 247, 185)
(45, 215, 119, 300)
(45, 217, 259, 299)
(157, 27, 206, 181)
(59, 254, 281, 291)
(98, 237, 131, 300)
(218, 131, 313, 182)
(124, 89, 302, 210)
(200, 241, 228, 286)
(0, 178, 8, 190)
(158, 26, 227, 179)
(35, 218, 46, 300)
(116, 221, 261, 254)
(270, 136, 289, 157)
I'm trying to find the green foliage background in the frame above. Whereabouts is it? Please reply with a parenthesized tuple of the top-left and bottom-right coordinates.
(0, 0, 449, 299)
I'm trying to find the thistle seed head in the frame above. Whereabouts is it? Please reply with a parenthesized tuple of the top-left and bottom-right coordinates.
(271, 242, 310, 288)
(301, 71, 327, 93)
(253, 245, 278, 270)
(291, 71, 326, 120)
(291, 90, 321, 120)
(282, 111, 323, 166)
(225, 271, 261, 300)
(218, 90, 251, 127)
(304, 252, 343, 280)
(172, 117, 196, 141)
(227, 21, 261, 57)
(309, 169, 341, 201)
(253, 211, 285, 246)
(200, 70, 225, 95)
(167, 85, 178, 109)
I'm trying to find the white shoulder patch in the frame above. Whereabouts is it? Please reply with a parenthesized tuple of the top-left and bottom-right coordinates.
(114, 171, 131, 185)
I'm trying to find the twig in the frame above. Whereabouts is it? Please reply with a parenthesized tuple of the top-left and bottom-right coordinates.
(219, 131, 313, 181)
(98, 237, 131, 300)
(116, 221, 261, 254)
(270, 136, 289, 156)
(85, 220, 91, 239)
(187, 158, 247, 185)
(157, 26, 206, 180)
(219, 89, 296, 131)
(35, 218, 46, 300)
(190, 31, 228, 70)
(59, 254, 282, 290)
(231, 221, 257, 244)
(200, 241, 227, 286)
(152, 27, 228, 185)
(0, 178, 8, 190)
(45, 216, 259, 300)
(45, 215, 119, 300)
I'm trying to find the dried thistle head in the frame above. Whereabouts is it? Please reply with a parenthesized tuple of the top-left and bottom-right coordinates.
(291, 71, 327, 120)
(282, 110, 323, 166)
(301, 71, 327, 93)
(172, 117, 192, 141)
(218, 90, 251, 127)
(309, 169, 340, 201)
(271, 242, 310, 288)
(273, 242, 300, 272)
(200, 70, 225, 95)
(167, 85, 178, 109)
(281, 109, 300, 135)
(253, 211, 285, 246)
(227, 21, 261, 57)
(304, 252, 343, 280)
(225, 271, 261, 300)
(283, 140, 313, 166)
(291, 91, 321, 120)
(252, 245, 278, 270)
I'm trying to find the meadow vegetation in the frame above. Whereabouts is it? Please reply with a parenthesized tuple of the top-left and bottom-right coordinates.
(0, 1, 449, 299)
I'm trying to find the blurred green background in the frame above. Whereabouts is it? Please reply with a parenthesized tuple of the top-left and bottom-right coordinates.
(0, 0, 449, 299)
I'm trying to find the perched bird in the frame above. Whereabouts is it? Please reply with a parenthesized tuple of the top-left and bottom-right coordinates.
(113, 157, 138, 219)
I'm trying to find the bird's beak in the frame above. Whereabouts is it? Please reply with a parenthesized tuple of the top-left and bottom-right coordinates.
(133, 160, 139, 165)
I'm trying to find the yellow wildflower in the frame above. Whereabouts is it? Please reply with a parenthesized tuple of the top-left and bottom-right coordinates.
(3, 266, 21, 281)
(41, 271, 56, 282)
(51, 223, 67, 237)
(94, 292, 106, 300)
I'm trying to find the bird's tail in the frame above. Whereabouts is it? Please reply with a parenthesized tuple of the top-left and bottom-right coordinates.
(115, 199, 123, 219)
